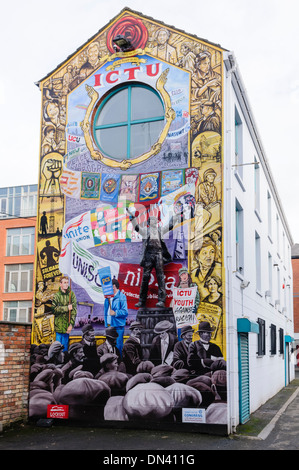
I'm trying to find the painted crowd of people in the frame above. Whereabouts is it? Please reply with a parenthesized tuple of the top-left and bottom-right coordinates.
(29, 275, 227, 425)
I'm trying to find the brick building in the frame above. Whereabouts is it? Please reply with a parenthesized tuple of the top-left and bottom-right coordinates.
(0, 185, 37, 322)
(0, 184, 37, 429)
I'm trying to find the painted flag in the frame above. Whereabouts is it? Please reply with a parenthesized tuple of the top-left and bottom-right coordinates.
(59, 240, 119, 304)
(60, 168, 81, 198)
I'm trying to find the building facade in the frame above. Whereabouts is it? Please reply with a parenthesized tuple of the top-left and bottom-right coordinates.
(0, 185, 37, 323)
(291, 244, 299, 368)
(29, 9, 294, 434)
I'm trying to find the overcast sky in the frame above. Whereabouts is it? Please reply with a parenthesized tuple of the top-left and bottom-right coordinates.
(1, 0, 298, 241)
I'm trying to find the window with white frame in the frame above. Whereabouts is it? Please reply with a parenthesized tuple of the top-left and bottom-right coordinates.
(6, 227, 35, 256)
(0, 185, 37, 219)
(267, 191, 272, 239)
(235, 199, 244, 273)
(5, 264, 33, 293)
(255, 232, 261, 292)
(276, 215, 280, 256)
(254, 158, 260, 214)
(257, 318, 266, 356)
(268, 252, 273, 300)
(3, 300, 32, 323)
(279, 328, 284, 355)
(276, 266, 281, 308)
(270, 324, 277, 355)
(234, 107, 243, 179)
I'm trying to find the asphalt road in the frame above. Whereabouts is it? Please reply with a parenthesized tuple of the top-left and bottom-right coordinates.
(2, 378, 299, 455)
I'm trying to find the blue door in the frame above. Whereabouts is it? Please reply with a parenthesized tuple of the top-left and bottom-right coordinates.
(238, 332, 250, 424)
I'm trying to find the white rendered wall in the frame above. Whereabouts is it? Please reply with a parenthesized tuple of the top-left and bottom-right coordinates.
(223, 53, 294, 429)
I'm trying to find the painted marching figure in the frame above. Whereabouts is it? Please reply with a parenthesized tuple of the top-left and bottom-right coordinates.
(104, 279, 128, 355)
(51, 275, 77, 352)
(127, 208, 174, 308)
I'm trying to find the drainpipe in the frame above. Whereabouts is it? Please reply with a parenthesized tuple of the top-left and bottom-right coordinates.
(223, 51, 237, 433)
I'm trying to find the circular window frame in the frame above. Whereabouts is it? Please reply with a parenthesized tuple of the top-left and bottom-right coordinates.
(92, 82, 165, 160)
(81, 68, 175, 170)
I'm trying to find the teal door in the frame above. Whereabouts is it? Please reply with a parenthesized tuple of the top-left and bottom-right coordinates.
(238, 332, 250, 424)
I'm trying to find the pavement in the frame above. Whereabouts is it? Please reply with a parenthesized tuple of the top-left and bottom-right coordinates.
(1, 371, 299, 453)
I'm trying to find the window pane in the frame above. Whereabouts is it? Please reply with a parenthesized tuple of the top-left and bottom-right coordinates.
(1, 198, 6, 213)
(6, 236, 11, 256)
(7, 228, 21, 236)
(19, 308, 27, 322)
(31, 234, 35, 255)
(131, 87, 164, 120)
(20, 271, 29, 291)
(9, 309, 17, 322)
(12, 236, 20, 256)
(21, 235, 30, 255)
(96, 126, 128, 159)
(96, 88, 128, 126)
(10, 272, 19, 292)
(14, 196, 21, 217)
(130, 121, 164, 158)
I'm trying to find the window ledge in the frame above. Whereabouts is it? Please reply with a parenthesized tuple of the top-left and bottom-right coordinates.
(234, 171, 246, 192)
(254, 209, 262, 223)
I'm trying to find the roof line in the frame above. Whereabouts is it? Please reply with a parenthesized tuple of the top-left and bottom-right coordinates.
(35, 6, 226, 87)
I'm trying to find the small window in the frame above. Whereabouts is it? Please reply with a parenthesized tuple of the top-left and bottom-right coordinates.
(255, 232, 261, 292)
(6, 227, 35, 256)
(3, 300, 32, 323)
(254, 158, 260, 214)
(235, 199, 244, 273)
(270, 324, 277, 355)
(234, 107, 243, 177)
(257, 318, 265, 356)
(267, 191, 272, 238)
(5, 264, 34, 293)
(279, 328, 284, 355)
(93, 83, 165, 160)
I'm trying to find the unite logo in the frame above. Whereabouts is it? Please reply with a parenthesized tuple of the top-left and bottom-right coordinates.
(47, 405, 69, 419)
(63, 212, 91, 242)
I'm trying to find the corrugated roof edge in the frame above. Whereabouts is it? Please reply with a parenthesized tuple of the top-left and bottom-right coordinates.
(35, 6, 227, 87)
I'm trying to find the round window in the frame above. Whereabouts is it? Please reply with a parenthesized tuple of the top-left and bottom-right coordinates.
(93, 83, 165, 160)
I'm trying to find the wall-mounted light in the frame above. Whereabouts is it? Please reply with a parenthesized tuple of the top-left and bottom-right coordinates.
(112, 34, 134, 52)
(240, 280, 250, 289)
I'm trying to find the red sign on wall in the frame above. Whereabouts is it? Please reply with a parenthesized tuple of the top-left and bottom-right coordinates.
(47, 405, 69, 419)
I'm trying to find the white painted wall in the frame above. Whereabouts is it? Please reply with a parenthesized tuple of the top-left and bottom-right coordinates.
(223, 52, 294, 430)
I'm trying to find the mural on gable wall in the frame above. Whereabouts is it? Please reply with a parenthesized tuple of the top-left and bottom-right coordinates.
(30, 11, 226, 429)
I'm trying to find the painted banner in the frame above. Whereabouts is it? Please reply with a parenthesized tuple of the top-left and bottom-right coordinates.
(172, 286, 199, 327)
(59, 240, 119, 303)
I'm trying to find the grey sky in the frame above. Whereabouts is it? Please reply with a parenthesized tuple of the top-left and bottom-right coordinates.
(1, 0, 298, 240)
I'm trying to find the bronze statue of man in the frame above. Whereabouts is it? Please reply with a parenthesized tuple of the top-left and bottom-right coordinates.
(127, 209, 173, 308)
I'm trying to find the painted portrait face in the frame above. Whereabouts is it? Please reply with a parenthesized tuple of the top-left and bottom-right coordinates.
(46, 102, 59, 119)
(206, 172, 216, 183)
(113, 283, 118, 294)
(199, 330, 212, 342)
(132, 327, 142, 339)
(180, 272, 189, 283)
(157, 29, 168, 45)
(207, 278, 218, 292)
(197, 245, 215, 266)
(73, 346, 85, 362)
(88, 43, 100, 64)
(198, 56, 210, 74)
(60, 278, 69, 292)
(183, 331, 193, 342)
